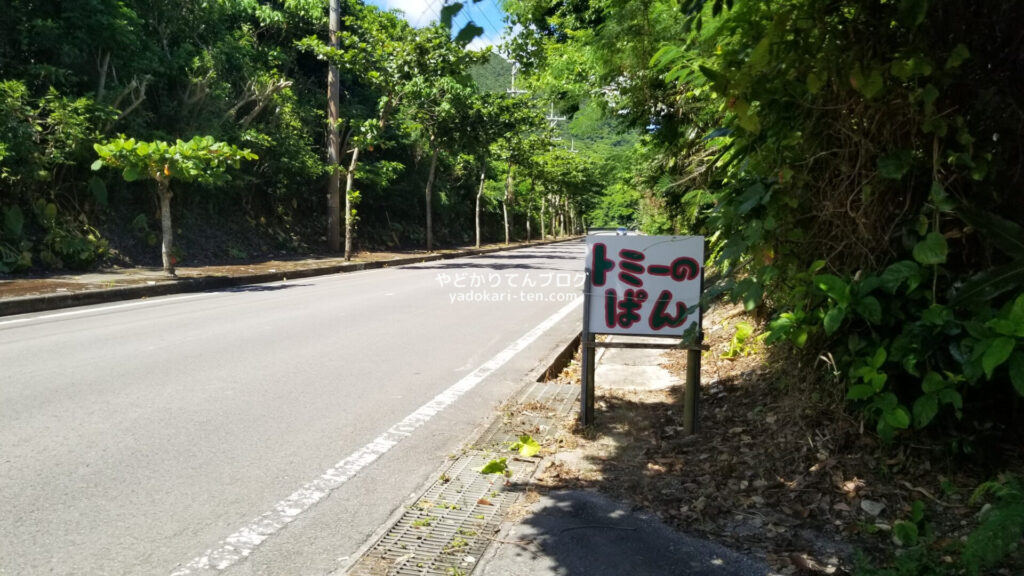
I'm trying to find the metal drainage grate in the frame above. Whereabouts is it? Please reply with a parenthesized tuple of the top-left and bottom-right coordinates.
(346, 382, 578, 576)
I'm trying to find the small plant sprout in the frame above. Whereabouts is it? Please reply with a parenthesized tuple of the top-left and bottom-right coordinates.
(411, 516, 435, 528)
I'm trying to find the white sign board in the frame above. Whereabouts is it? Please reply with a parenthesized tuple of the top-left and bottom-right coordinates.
(585, 234, 704, 336)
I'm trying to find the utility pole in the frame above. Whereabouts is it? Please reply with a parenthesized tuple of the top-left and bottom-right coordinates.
(326, 0, 341, 253)
(506, 62, 527, 97)
(546, 102, 565, 140)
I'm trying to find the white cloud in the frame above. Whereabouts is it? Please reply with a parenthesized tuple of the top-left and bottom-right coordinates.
(371, 0, 438, 28)
(466, 34, 497, 51)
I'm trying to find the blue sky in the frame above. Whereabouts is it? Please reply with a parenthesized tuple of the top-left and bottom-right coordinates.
(363, 0, 508, 49)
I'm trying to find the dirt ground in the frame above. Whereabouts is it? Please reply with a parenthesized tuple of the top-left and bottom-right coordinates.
(534, 303, 1023, 575)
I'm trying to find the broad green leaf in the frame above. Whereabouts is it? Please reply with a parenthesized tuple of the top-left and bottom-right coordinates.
(479, 457, 508, 475)
(929, 181, 954, 211)
(792, 327, 808, 348)
(884, 405, 911, 429)
(911, 500, 926, 524)
(922, 371, 945, 393)
(650, 45, 683, 70)
(913, 393, 939, 429)
(42, 202, 57, 221)
(512, 435, 541, 458)
(123, 164, 141, 182)
(855, 296, 882, 325)
(876, 420, 895, 442)
(987, 318, 1021, 337)
(870, 346, 887, 369)
(698, 65, 729, 93)
(879, 261, 920, 293)
(824, 307, 845, 335)
(1009, 352, 1024, 397)
(813, 274, 849, 304)
(876, 392, 899, 411)
(737, 182, 766, 215)
(1010, 294, 1024, 327)
(982, 337, 1015, 379)
(938, 388, 962, 410)
(912, 232, 948, 265)
(90, 159, 104, 171)
(878, 150, 913, 179)
(846, 384, 875, 400)
(870, 371, 888, 391)
(749, 36, 771, 69)
(945, 44, 970, 69)
(922, 304, 949, 326)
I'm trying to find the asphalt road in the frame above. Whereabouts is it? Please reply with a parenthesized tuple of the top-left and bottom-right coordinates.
(0, 241, 585, 576)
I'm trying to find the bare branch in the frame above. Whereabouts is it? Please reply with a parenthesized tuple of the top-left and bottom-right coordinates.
(238, 79, 293, 128)
(104, 76, 149, 131)
(96, 50, 110, 102)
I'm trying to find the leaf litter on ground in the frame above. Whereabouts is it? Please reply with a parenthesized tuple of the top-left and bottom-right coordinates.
(531, 302, 1024, 575)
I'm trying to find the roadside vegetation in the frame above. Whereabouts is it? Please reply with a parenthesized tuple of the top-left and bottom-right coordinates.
(503, 0, 1023, 572)
(0, 0, 605, 274)
(3, 0, 1022, 571)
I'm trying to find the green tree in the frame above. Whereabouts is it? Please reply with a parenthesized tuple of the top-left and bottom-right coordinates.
(92, 136, 257, 275)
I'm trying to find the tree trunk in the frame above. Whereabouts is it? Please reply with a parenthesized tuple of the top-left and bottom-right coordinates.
(503, 164, 514, 246)
(540, 196, 546, 239)
(475, 162, 486, 248)
(525, 180, 533, 241)
(425, 141, 439, 252)
(548, 195, 556, 238)
(344, 146, 360, 260)
(562, 197, 569, 236)
(561, 194, 569, 235)
(326, 0, 341, 252)
(157, 179, 175, 276)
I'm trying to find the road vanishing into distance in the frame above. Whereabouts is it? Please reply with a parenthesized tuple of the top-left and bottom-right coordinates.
(0, 241, 584, 575)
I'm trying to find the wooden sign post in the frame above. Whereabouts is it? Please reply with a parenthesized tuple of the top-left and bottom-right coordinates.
(580, 233, 706, 433)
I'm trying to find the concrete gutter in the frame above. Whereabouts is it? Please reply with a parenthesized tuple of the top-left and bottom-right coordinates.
(0, 237, 581, 318)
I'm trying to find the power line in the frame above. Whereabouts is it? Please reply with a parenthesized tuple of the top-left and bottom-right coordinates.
(470, 0, 502, 38)
(423, 0, 443, 24)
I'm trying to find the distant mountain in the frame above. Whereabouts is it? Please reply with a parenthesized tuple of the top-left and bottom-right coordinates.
(470, 52, 513, 94)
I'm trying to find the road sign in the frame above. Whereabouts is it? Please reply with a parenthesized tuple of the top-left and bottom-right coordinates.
(585, 235, 703, 337)
(580, 233, 706, 432)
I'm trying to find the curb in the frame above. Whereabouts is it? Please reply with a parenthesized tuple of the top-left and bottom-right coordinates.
(0, 237, 582, 318)
(337, 312, 583, 575)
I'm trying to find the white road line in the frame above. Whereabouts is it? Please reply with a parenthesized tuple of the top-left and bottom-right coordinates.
(0, 293, 210, 326)
(170, 297, 583, 575)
